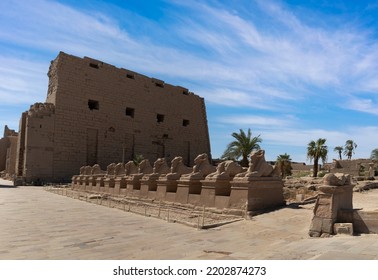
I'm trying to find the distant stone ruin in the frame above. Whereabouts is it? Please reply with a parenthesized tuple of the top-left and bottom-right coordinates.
(329, 159, 375, 177)
(0, 125, 18, 179)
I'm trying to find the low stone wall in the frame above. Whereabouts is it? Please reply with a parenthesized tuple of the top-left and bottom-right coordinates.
(71, 174, 285, 215)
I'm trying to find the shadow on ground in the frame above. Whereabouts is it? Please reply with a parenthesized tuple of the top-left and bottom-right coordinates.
(0, 184, 16, 188)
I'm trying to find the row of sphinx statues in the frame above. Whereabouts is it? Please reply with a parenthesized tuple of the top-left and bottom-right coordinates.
(74, 150, 280, 182)
(71, 150, 285, 212)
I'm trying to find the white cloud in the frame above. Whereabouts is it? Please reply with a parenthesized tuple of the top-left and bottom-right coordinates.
(217, 114, 295, 127)
(344, 98, 378, 115)
(2, 0, 378, 164)
(0, 56, 48, 104)
(203, 88, 289, 110)
(257, 126, 377, 162)
(2, 0, 378, 113)
(263, 129, 347, 148)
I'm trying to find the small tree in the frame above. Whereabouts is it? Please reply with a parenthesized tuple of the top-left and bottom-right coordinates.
(307, 138, 328, 177)
(276, 153, 292, 178)
(333, 146, 343, 160)
(370, 148, 378, 162)
(221, 128, 262, 167)
(358, 164, 365, 176)
(133, 154, 144, 166)
(344, 140, 357, 160)
(370, 149, 378, 176)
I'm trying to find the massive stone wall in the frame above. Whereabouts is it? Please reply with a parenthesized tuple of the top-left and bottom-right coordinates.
(0, 138, 7, 172)
(17, 103, 55, 182)
(17, 52, 211, 183)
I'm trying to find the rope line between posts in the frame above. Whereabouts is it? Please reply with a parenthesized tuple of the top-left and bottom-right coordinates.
(44, 187, 242, 229)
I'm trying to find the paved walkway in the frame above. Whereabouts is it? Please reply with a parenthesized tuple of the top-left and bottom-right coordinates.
(1, 179, 378, 260)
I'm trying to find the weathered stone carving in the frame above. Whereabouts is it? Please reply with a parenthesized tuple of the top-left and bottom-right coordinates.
(72, 151, 286, 214)
(164, 156, 192, 180)
(28, 103, 55, 118)
(152, 158, 170, 175)
(124, 161, 139, 176)
(84, 165, 92, 175)
(322, 172, 351, 186)
(206, 160, 244, 180)
(79, 166, 86, 175)
(142, 158, 170, 181)
(137, 159, 153, 175)
(309, 172, 354, 237)
(235, 150, 278, 178)
(180, 153, 216, 180)
(91, 164, 106, 175)
(114, 163, 125, 176)
(106, 163, 116, 176)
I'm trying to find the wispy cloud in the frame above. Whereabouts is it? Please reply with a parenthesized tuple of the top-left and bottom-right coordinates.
(0, 56, 48, 104)
(167, 0, 378, 113)
(202, 88, 294, 110)
(2, 0, 378, 162)
(217, 114, 295, 128)
(2, 0, 378, 111)
(344, 97, 378, 115)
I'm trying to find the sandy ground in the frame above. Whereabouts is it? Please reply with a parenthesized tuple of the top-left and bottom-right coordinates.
(1, 178, 378, 260)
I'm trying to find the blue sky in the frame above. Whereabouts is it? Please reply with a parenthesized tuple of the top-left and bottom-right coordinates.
(1, 0, 378, 163)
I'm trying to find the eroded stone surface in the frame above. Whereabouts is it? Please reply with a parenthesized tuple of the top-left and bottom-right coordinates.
(235, 150, 280, 179)
(0, 52, 211, 183)
(309, 173, 354, 237)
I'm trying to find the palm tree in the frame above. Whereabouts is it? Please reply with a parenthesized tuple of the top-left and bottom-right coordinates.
(344, 140, 357, 160)
(333, 146, 343, 160)
(276, 153, 292, 178)
(221, 128, 262, 167)
(307, 138, 328, 177)
(133, 154, 144, 166)
(371, 148, 378, 162)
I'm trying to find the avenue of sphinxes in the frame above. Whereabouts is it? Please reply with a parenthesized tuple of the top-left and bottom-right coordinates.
(72, 150, 285, 215)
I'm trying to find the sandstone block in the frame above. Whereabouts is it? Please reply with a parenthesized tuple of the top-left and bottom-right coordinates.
(333, 223, 354, 235)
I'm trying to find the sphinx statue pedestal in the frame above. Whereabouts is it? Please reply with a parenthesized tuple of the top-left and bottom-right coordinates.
(140, 174, 160, 199)
(104, 177, 116, 195)
(115, 177, 128, 196)
(95, 177, 106, 193)
(176, 179, 202, 205)
(126, 174, 143, 197)
(79, 175, 89, 191)
(91, 177, 100, 193)
(309, 183, 354, 237)
(85, 175, 97, 192)
(77, 175, 86, 190)
(229, 177, 285, 213)
(156, 179, 178, 202)
(199, 179, 231, 208)
(71, 175, 79, 190)
(84, 176, 93, 192)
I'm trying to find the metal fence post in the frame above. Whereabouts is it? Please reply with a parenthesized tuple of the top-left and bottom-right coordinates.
(202, 206, 205, 228)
